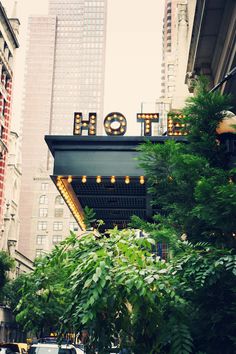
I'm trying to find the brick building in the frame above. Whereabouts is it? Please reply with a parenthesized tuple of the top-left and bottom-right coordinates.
(0, 2, 19, 226)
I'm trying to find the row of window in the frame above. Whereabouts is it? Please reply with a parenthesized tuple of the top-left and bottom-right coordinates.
(85, 1, 105, 6)
(39, 208, 65, 217)
(84, 12, 104, 18)
(84, 19, 104, 25)
(36, 234, 63, 245)
(39, 195, 64, 205)
(38, 221, 78, 231)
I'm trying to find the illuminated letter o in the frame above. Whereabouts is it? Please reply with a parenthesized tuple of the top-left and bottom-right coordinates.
(104, 112, 127, 136)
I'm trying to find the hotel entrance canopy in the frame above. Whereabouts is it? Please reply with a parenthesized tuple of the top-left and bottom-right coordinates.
(45, 135, 185, 231)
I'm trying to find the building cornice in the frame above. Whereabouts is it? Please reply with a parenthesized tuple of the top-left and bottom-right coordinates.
(15, 250, 34, 269)
(0, 2, 19, 48)
(7, 163, 22, 176)
(186, 0, 205, 76)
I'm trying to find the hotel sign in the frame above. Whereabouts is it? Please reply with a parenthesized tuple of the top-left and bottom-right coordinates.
(73, 111, 159, 137)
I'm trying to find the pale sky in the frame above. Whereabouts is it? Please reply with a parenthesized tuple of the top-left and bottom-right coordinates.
(3, 0, 165, 135)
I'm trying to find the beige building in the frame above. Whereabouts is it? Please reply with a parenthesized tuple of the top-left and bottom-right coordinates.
(19, 0, 107, 260)
(2, 130, 33, 273)
(159, 0, 197, 130)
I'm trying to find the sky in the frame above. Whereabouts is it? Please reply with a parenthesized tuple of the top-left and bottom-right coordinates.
(3, 0, 165, 135)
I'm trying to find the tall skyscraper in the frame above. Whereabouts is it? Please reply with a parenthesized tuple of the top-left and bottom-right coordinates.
(19, 0, 107, 260)
(160, 0, 196, 110)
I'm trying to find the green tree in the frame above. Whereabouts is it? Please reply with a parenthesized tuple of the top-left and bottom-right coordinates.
(11, 233, 78, 338)
(0, 251, 14, 301)
(12, 229, 192, 353)
(132, 77, 236, 353)
(183, 76, 233, 167)
(59, 228, 190, 354)
(83, 206, 97, 230)
(10, 78, 236, 353)
(137, 78, 236, 246)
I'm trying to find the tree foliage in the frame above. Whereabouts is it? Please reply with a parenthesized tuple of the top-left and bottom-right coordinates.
(137, 78, 236, 246)
(8, 233, 78, 338)
(0, 251, 14, 299)
(8, 78, 236, 353)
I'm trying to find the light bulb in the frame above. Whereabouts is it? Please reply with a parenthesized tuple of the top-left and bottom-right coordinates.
(96, 176, 102, 183)
(111, 176, 116, 184)
(125, 176, 130, 184)
(67, 176, 72, 183)
(140, 176, 145, 185)
(82, 176, 87, 183)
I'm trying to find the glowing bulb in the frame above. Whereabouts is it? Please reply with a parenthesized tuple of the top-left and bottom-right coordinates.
(125, 176, 130, 184)
(140, 176, 145, 185)
(67, 176, 72, 183)
(96, 176, 102, 183)
(111, 176, 116, 184)
(82, 175, 87, 183)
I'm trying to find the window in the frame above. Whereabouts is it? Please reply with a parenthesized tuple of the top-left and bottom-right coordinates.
(36, 235, 46, 245)
(52, 235, 62, 244)
(35, 249, 44, 258)
(1, 99, 6, 115)
(168, 75, 174, 81)
(38, 221, 47, 230)
(55, 195, 64, 205)
(53, 222, 63, 231)
(41, 183, 49, 190)
(39, 195, 48, 204)
(69, 222, 78, 231)
(168, 64, 174, 74)
(0, 125, 4, 138)
(39, 208, 48, 217)
(54, 208, 63, 217)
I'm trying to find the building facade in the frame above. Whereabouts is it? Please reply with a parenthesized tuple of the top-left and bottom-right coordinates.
(0, 2, 19, 226)
(19, 0, 107, 260)
(160, 0, 196, 119)
(185, 0, 236, 109)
